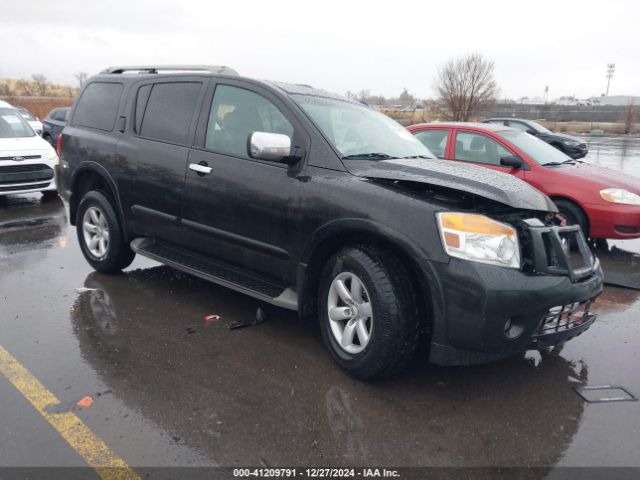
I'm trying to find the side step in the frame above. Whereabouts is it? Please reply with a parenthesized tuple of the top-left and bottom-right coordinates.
(130, 238, 298, 311)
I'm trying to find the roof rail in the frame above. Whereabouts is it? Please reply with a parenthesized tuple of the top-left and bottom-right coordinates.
(100, 65, 239, 75)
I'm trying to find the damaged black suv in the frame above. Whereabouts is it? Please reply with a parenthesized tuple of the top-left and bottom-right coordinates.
(58, 66, 603, 379)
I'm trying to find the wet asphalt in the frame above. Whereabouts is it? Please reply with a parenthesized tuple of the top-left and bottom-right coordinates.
(0, 135, 639, 473)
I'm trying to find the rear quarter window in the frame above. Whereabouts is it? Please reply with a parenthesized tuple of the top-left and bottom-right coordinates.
(73, 82, 124, 131)
(137, 82, 202, 145)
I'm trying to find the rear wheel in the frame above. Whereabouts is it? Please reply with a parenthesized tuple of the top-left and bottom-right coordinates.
(318, 246, 419, 380)
(76, 191, 135, 273)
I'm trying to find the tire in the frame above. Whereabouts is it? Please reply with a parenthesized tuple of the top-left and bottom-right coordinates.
(318, 246, 420, 380)
(554, 199, 589, 238)
(76, 191, 135, 273)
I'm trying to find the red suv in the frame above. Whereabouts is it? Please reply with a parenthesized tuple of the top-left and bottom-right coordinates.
(408, 122, 640, 240)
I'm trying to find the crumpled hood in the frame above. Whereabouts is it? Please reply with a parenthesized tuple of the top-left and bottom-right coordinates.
(348, 158, 557, 212)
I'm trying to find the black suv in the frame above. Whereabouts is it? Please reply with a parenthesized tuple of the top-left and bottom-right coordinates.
(58, 66, 603, 379)
(483, 118, 588, 159)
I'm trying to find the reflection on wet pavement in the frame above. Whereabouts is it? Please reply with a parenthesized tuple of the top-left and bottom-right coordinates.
(582, 134, 640, 178)
(1, 188, 639, 469)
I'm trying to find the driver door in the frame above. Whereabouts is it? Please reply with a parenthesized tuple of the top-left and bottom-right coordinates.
(452, 130, 526, 180)
(180, 81, 302, 284)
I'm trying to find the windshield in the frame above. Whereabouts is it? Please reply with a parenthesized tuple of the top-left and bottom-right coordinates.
(497, 130, 569, 165)
(0, 108, 35, 138)
(528, 120, 551, 134)
(17, 109, 37, 121)
(293, 95, 435, 160)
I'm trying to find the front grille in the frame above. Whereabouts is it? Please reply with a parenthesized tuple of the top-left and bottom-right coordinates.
(535, 300, 593, 336)
(0, 181, 51, 192)
(0, 163, 49, 173)
(0, 164, 54, 185)
(0, 155, 41, 162)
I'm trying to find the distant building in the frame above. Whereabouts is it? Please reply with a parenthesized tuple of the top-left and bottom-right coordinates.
(588, 95, 640, 106)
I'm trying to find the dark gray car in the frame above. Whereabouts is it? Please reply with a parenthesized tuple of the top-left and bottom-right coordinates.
(42, 107, 71, 146)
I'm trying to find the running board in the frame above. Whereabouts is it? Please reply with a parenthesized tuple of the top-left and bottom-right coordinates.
(130, 238, 298, 310)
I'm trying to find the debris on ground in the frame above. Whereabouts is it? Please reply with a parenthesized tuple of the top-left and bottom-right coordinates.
(76, 396, 94, 408)
(185, 326, 197, 335)
(573, 385, 638, 403)
(228, 307, 269, 330)
(75, 287, 97, 293)
(203, 314, 221, 326)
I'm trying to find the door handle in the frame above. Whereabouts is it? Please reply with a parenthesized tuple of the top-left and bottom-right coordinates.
(189, 162, 212, 175)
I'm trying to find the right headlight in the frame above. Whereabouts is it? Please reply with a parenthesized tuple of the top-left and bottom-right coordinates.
(437, 212, 521, 269)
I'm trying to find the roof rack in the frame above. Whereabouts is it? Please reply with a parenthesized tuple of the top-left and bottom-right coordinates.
(100, 65, 239, 76)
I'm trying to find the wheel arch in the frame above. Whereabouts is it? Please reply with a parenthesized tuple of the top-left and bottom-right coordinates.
(297, 219, 435, 334)
(70, 163, 128, 240)
(550, 195, 590, 236)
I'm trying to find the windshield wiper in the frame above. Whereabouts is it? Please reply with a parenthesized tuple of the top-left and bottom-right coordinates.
(400, 155, 433, 159)
(342, 153, 397, 160)
(543, 159, 576, 166)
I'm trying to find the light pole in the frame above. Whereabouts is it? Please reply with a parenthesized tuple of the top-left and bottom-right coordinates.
(606, 63, 615, 96)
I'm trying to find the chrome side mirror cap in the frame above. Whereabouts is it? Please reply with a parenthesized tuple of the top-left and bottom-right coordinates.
(248, 132, 292, 162)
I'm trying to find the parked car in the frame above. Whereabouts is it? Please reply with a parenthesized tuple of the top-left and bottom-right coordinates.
(483, 118, 588, 159)
(409, 122, 640, 240)
(0, 100, 59, 197)
(14, 106, 43, 136)
(58, 66, 602, 379)
(42, 107, 71, 146)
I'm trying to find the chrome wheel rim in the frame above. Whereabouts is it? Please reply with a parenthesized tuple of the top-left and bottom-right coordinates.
(82, 206, 109, 259)
(327, 272, 373, 354)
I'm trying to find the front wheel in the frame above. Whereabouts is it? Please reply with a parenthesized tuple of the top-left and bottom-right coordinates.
(318, 246, 420, 380)
(76, 191, 135, 273)
(554, 199, 589, 238)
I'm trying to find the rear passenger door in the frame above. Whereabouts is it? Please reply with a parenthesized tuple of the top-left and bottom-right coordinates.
(117, 79, 206, 243)
(181, 81, 303, 284)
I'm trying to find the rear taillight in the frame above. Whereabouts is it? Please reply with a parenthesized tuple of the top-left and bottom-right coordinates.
(56, 133, 63, 155)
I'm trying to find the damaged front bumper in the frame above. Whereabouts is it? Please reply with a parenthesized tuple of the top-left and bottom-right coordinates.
(422, 220, 604, 366)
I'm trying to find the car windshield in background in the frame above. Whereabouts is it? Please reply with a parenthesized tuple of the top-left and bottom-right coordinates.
(0, 108, 35, 138)
(17, 109, 37, 121)
(530, 120, 551, 134)
(293, 95, 435, 160)
(497, 130, 569, 165)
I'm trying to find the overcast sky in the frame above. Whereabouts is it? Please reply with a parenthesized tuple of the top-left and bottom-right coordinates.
(1, 0, 638, 100)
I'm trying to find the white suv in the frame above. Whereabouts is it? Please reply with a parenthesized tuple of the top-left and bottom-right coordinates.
(0, 100, 59, 197)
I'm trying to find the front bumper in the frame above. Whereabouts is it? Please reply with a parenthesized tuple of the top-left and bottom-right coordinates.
(0, 160, 58, 196)
(584, 202, 640, 239)
(420, 223, 603, 365)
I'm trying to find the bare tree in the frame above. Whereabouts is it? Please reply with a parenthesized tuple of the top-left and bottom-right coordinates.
(31, 74, 49, 96)
(17, 79, 34, 96)
(0, 82, 13, 96)
(624, 99, 636, 134)
(74, 72, 88, 88)
(434, 53, 498, 121)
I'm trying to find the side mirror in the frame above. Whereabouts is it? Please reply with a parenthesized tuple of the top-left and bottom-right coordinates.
(248, 132, 292, 162)
(500, 155, 523, 169)
(526, 129, 537, 136)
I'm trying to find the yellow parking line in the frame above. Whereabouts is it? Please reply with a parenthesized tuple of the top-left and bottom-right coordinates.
(0, 345, 141, 480)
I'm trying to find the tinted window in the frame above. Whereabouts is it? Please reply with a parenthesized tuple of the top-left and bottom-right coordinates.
(454, 132, 511, 166)
(205, 85, 293, 157)
(139, 82, 201, 144)
(73, 82, 123, 131)
(134, 85, 152, 134)
(413, 129, 448, 157)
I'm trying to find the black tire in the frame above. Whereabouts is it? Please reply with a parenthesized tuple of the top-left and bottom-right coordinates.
(554, 199, 589, 238)
(318, 246, 419, 380)
(76, 191, 135, 273)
